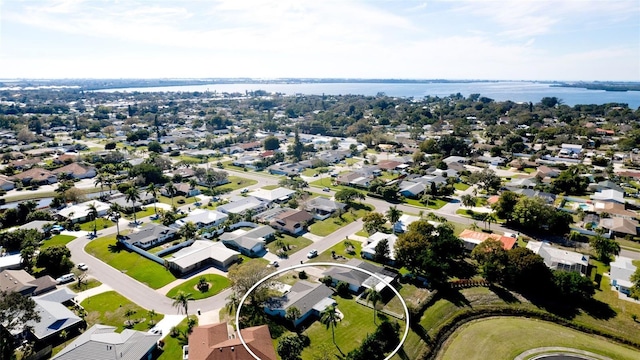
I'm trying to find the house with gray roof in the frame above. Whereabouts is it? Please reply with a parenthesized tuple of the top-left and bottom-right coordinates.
(399, 181, 426, 198)
(610, 256, 637, 295)
(0, 269, 56, 296)
(304, 198, 346, 220)
(52, 324, 161, 360)
(217, 196, 268, 216)
(119, 223, 177, 249)
(220, 225, 275, 256)
(322, 259, 398, 294)
(264, 281, 334, 328)
(526, 240, 589, 275)
(20, 291, 83, 341)
(167, 240, 239, 274)
(249, 187, 295, 204)
(174, 209, 228, 230)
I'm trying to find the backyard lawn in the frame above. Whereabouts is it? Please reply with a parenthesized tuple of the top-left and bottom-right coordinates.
(157, 317, 192, 360)
(79, 218, 114, 232)
(453, 182, 470, 191)
(440, 317, 640, 360)
(82, 291, 164, 332)
(41, 234, 76, 249)
(266, 233, 313, 257)
(165, 274, 229, 300)
(308, 204, 371, 236)
(85, 235, 177, 289)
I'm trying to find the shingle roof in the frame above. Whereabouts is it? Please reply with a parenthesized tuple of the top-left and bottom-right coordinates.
(188, 323, 277, 360)
(121, 224, 177, 246)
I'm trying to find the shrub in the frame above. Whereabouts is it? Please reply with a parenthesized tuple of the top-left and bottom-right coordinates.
(299, 271, 307, 280)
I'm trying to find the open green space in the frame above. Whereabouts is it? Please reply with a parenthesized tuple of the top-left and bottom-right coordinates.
(3, 187, 103, 203)
(261, 184, 279, 190)
(85, 235, 177, 289)
(82, 291, 164, 332)
(124, 206, 157, 220)
(215, 176, 258, 192)
(157, 317, 192, 360)
(440, 317, 640, 360)
(404, 197, 448, 209)
(308, 205, 371, 236)
(41, 234, 76, 249)
(309, 240, 363, 263)
(79, 218, 114, 232)
(158, 195, 198, 206)
(166, 274, 229, 300)
(345, 158, 359, 166)
(266, 233, 313, 257)
(300, 296, 402, 359)
(70, 278, 102, 292)
(453, 182, 470, 191)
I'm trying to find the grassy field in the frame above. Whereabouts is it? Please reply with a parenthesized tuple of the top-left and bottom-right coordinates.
(308, 205, 370, 236)
(309, 240, 363, 263)
(157, 317, 192, 360)
(3, 187, 102, 203)
(82, 291, 164, 332)
(158, 195, 198, 206)
(404, 197, 448, 209)
(266, 233, 313, 257)
(440, 317, 640, 360)
(215, 176, 258, 192)
(453, 182, 470, 191)
(124, 206, 157, 220)
(79, 218, 114, 231)
(41, 234, 76, 249)
(69, 278, 102, 292)
(85, 235, 177, 289)
(299, 296, 401, 359)
(165, 274, 229, 300)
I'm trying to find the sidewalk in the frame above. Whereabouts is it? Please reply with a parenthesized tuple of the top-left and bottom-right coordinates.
(302, 232, 324, 242)
(75, 283, 113, 303)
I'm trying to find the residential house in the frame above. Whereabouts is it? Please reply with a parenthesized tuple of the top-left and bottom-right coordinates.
(526, 241, 589, 275)
(304, 198, 346, 220)
(399, 180, 425, 198)
(458, 229, 517, 252)
(238, 141, 262, 151)
(599, 217, 639, 237)
(233, 155, 263, 169)
(270, 209, 313, 235)
(16, 220, 55, 232)
(8, 157, 41, 170)
(591, 189, 625, 204)
(377, 160, 403, 171)
(504, 177, 537, 189)
(0, 269, 56, 296)
(57, 200, 111, 223)
(533, 165, 560, 179)
(186, 323, 277, 360)
(174, 209, 228, 230)
(53, 324, 161, 360)
(52, 153, 78, 165)
(10, 167, 57, 185)
(217, 196, 268, 216)
(593, 201, 638, 219)
(119, 224, 178, 249)
(361, 232, 398, 264)
(392, 214, 438, 233)
(560, 144, 583, 158)
(249, 187, 295, 204)
(220, 225, 275, 256)
(264, 281, 335, 328)
(22, 288, 83, 341)
(588, 180, 625, 194)
(172, 167, 196, 179)
(0, 174, 15, 191)
(167, 240, 240, 274)
(322, 259, 398, 294)
(506, 188, 556, 204)
(610, 256, 637, 295)
(267, 162, 307, 176)
(109, 191, 156, 212)
(162, 182, 200, 198)
(442, 156, 469, 165)
(52, 163, 97, 179)
(477, 156, 507, 166)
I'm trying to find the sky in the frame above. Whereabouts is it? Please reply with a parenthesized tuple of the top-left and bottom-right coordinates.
(1, 0, 639, 81)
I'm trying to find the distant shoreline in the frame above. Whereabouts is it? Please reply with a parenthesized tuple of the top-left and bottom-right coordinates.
(552, 82, 640, 92)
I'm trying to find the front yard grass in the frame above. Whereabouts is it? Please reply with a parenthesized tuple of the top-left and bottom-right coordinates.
(82, 291, 164, 332)
(158, 195, 197, 206)
(309, 240, 362, 263)
(308, 204, 371, 237)
(124, 206, 157, 220)
(157, 317, 191, 360)
(404, 197, 447, 209)
(453, 182, 470, 191)
(85, 235, 177, 289)
(41, 234, 76, 249)
(165, 274, 229, 300)
(79, 218, 114, 232)
(261, 184, 279, 190)
(440, 317, 640, 360)
(266, 233, 313, 257)
(70, 278, 102, 292)
(215, 176, 258, 192)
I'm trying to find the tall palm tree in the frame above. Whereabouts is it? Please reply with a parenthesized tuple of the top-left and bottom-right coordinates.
(205, 172, 216, 195)
(146, 183, 159, 218)
(320, 305, 341, 353)
(125, 187, 141, 225)
(385, 206, 402, 232)
(108, 203, 122, 237)
(86, 203, 98, 236)
(172, 291, 194, 318)
(166, 182, 177, 210)
(226, 292, 240, 316)
(285, 306, 301, 324)
(364, 288, 383, 324)
(484, 212, 497, 230)
(461, 194, 475, 208)
(179, 221, 198, 240)
(94, 173, 106, 199)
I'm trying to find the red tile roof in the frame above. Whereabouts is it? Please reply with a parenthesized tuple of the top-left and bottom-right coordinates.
(459, 229, 516, 250)
(188, 323, 277, 360)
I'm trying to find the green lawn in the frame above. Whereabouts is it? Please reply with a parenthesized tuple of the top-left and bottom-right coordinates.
(215, 176, 258, 192)
(404, 197, 447, 209)
(309, 240, 363, 263)
(266, 233, 313, 257)
(41, 235, 76, 249)
(157, 317, 192, 360)
(85, 235, 177, 289)
(158, 195, 197, 206)
(453, 182, 470, 191)
(440, 317, 640, 360)
(345, 158, 359, 166)
(124, 206, 157, 220)
(262, 184, 280, 190)
(165, 274, 230, 300)
(300, 297, 401, 359)
(70, 278, 102, 292)
(220, 160, 246, 171)
(79, 218, 114, 232)
(302, 168, 318, 177)
(308, 205, 370, 236)
(523, 167, 536, 173)
(82, 291, 164, 332)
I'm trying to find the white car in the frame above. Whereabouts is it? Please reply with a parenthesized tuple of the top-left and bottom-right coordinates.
(268, 260, 279, 268)
(77, 263, 88, 271)
(307, 249, 318, 258)
(56, 273, 75, 284)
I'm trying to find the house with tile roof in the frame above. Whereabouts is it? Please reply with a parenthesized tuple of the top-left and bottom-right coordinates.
(10, 167, 57, 185)
(458, 229, 517, 251)
(53, 324, 161, 360)
(185, 323, 276, 360)
(0, 269, 57, 296)
(269, 209, 313, 235)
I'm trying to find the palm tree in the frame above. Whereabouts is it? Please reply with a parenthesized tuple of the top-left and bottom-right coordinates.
(364, 288, 383, 324)
(166, 182, 177, 210)
(108, 203, 122, 237)
(470, 221, 480, 232)
(320, 305, 341, 353)
(484, 212, 497, 230)
(124, 309, 136, 327)
(205, 172, 216, 195)
(461, 194, 475, 208)
(172, 291, 194, 318)
(285, 306, 302, 324)
(148, 309, 157, 325)
(385, 206, 402, 232)
(125, 187, 141, 225)
(146, 183, 159, 218)
(86, 203, 98, 236)
(226, 292, 240, 316)
(179, 221, 198, 241)
(94, 173, 106, 199)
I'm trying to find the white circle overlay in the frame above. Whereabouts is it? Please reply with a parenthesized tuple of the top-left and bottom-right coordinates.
(235, 262, 410, 360)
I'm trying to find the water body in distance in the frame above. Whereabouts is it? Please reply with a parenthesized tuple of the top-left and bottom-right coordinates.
(96, 81, 640, 109)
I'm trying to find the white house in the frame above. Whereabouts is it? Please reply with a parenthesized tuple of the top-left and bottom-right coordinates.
(591, 189, 626, 204)
(174, 209, 228, 229)
(57, 200, 110, 223)
(610, 256, 637, 295)
(361, 232, 398, 264)
(526, 240, 589, 275)
(249, 187, 295, 204)
(264, 281, 335, 328)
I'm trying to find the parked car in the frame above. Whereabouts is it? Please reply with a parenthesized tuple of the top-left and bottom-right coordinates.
(241, 188, 249, 194)
(268, 260, 279, 268)
(77, 263, 88, 271)
(322, 187, 330, 192)
(307, 249, 318, 258)
(55, 273, 75, 284)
